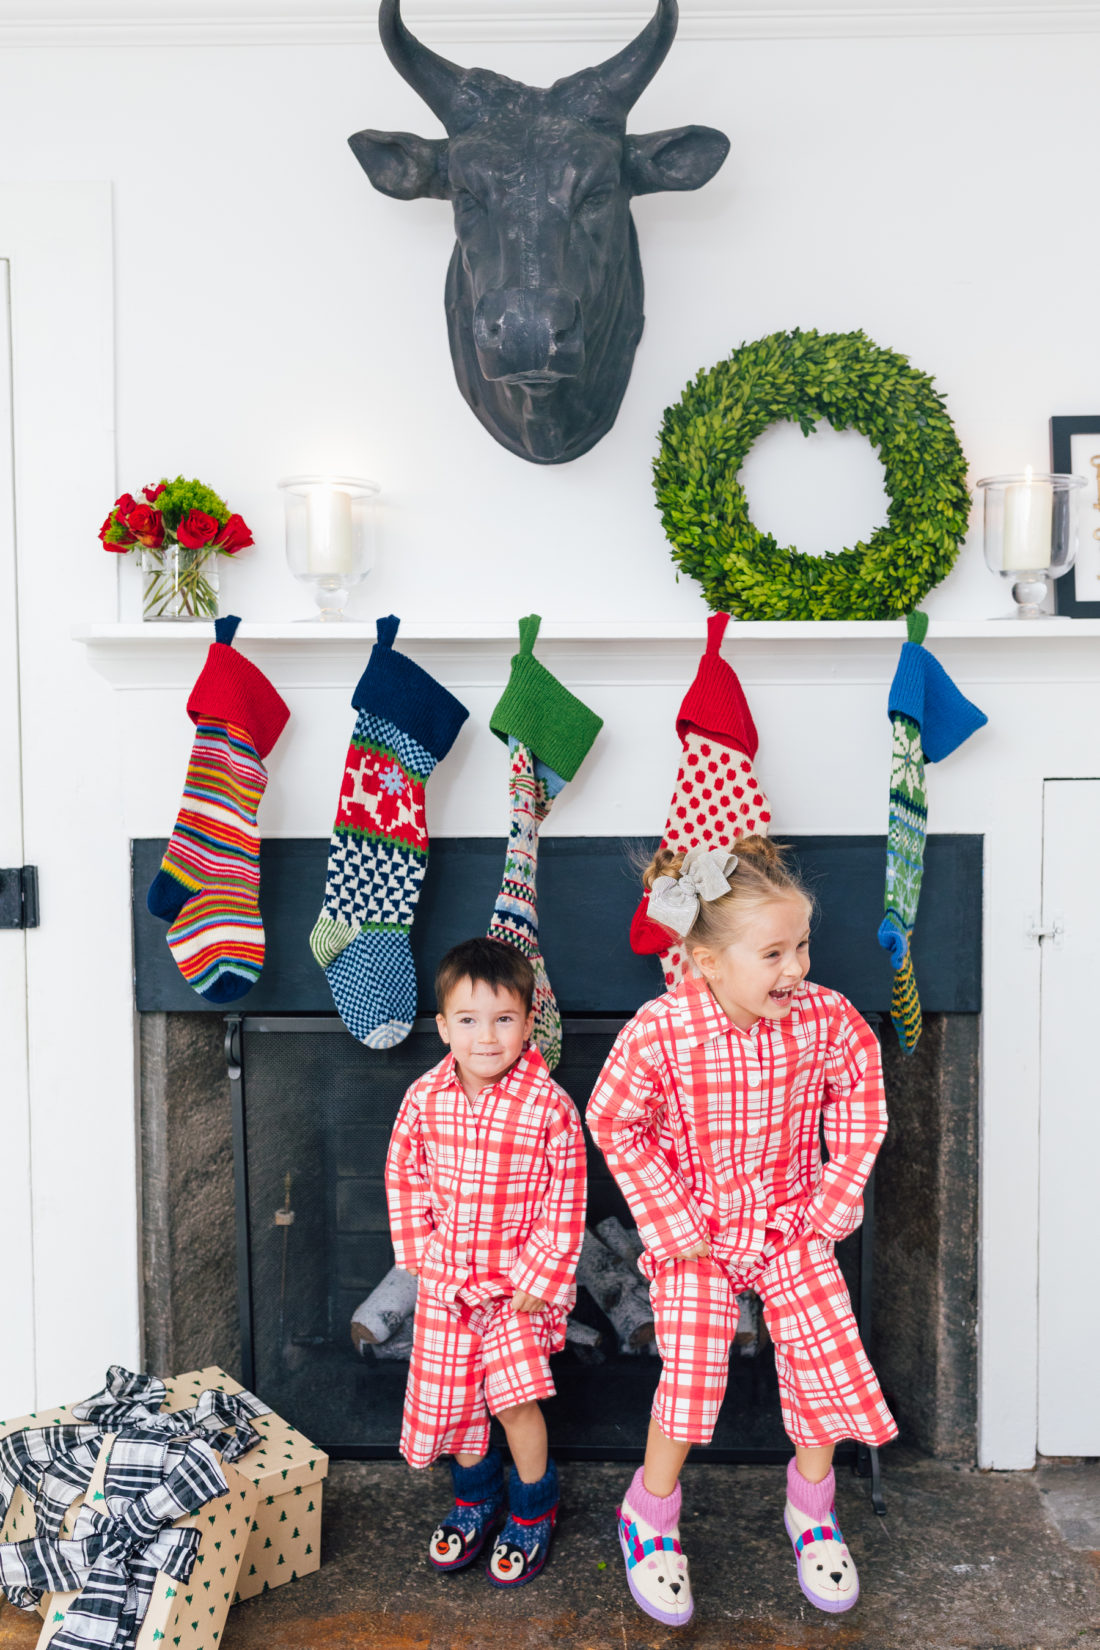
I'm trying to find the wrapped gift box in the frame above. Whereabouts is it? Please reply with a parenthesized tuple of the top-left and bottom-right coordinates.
(158, 1368, 328, 1602)
(35, 1432, 260, 1650)
(0, 1401, 97, 1547)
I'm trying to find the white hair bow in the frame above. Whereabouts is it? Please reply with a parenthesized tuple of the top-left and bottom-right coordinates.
(646, 845, 739, 938)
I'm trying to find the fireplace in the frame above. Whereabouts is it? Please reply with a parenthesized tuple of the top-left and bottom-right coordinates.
(133, 833, 981, 1464)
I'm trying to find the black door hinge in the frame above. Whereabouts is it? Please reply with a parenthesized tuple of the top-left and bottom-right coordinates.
(0, 866, 39, 929)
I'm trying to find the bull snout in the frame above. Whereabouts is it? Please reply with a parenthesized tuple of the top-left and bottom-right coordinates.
(472, 288, 584, 381)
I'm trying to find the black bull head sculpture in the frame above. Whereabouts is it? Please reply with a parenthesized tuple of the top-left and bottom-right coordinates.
(349, 0, 729, 464)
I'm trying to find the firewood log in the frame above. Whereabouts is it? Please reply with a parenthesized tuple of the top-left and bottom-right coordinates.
(576, 1229, 655, 1351)
(369, 1324, 414, 1360)
(596, 1214, 645, 1267)
(565, 1317, 601, 1348)
(350, 1265, 419, 1350)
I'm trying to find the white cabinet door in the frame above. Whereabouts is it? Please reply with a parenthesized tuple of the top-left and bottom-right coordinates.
(1038, 778, 1100, 1455)
(0, 259, 36, 1415)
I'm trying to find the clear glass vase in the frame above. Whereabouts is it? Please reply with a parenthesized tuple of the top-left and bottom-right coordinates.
(139, 544, 220, 621)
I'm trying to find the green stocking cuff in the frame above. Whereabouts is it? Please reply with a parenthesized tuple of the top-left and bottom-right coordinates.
(490, 614, 603, 781)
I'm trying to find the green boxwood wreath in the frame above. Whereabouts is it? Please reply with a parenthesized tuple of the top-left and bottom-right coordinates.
(654, 328, 971, 620)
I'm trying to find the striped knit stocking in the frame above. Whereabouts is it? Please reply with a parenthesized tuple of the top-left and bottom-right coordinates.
(147, 616, 289, 1002)
(310, 616, 468, 1049)
(488, 740, 564, 1068)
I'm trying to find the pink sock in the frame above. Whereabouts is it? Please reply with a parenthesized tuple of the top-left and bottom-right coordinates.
(786, 1458, 835, 1522)
(624, 1466, 681, 1534)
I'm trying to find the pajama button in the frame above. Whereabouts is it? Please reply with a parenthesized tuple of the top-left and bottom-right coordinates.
(746, 1122, 761, 1135)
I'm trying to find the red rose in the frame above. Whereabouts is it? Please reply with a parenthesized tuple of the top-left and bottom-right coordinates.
(176, 508, 220, 550)
(214, 512, 253, 554)
(114, 493, 137, 519)
(99, 510, 135, 552)
(126, 502, 165, 548)
(142, 482, 166, 503)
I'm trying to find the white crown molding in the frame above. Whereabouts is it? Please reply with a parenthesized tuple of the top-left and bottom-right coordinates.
(3, 0, 1099, 47)
(74, 619, 1100, 693)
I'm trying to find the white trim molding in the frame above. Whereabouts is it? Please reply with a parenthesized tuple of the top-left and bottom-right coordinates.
(2, 0, 1099, 46)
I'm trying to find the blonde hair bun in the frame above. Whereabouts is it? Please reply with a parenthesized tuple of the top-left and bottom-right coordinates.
(641, 835, 809, 947)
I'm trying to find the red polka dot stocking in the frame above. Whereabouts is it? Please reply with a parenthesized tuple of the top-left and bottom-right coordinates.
(630, 612, 771, 988)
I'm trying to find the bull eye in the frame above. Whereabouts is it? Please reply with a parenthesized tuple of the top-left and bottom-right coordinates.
(579, 188, 615, 216)
(453, 188, 482, 216)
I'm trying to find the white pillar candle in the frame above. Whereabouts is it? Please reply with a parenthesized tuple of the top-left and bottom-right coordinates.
(305, 485, 354, 576)
(1002, 477, 1054, 571)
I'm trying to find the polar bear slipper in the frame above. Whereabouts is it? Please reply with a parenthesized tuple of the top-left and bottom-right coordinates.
(616, 1475, 693, 1629)
(784, 1499, 860, 1612)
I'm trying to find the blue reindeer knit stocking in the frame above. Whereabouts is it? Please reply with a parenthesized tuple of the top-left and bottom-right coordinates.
(310, 616, 468, 1048)
(878, 612, 987, 1052)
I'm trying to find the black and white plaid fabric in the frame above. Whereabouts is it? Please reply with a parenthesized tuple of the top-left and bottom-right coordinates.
(0, 1425, 105, 1542)
(1, 1366, 268, 1549)
(0, 1432, 227, 1650)
(73, 1366, 270, 1465)
(0, 1367, 272, 1647)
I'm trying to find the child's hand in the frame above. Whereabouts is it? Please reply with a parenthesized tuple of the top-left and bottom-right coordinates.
(676, 1240, 711, 1261)
(511, 1289, 548, 1314)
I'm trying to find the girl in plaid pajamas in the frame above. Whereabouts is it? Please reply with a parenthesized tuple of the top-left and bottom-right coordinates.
(587, 837, 897, 1628)
(384, 937, 586, 1588)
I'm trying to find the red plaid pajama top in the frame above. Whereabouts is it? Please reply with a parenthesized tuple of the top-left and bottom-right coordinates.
(384, 1045, 586, 1310)
(586, 976, 887, 1274)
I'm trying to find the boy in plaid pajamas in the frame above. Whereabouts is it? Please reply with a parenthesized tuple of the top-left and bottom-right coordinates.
(384, 936, 586, 1586)
(587, 837, 897, 1628)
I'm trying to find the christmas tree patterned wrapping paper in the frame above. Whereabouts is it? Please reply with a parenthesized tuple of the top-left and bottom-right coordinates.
(159, 1369, 328, 1602)
(33, 1432, 259, 1650)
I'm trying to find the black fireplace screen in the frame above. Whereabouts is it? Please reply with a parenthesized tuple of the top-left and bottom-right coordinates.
(228, 1013, 874, 1463)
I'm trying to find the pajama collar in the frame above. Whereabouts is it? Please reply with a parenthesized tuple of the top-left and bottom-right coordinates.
(425, 1044, 552, 1102)
(672, 973, 806, 1048)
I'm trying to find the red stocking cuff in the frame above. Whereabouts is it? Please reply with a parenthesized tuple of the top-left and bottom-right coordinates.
(675, 612, 758, 757)
(186, 642, 290, 758)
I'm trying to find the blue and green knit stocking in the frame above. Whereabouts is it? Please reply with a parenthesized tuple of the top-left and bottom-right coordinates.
(879, 613, 986, 1052)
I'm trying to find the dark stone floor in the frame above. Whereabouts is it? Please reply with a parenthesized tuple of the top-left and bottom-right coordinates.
(3, 1451, 1098, 1650)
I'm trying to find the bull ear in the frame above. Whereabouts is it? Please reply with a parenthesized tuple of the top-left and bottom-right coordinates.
(624, 125, 729, 195)
(348, 129, 449, 200)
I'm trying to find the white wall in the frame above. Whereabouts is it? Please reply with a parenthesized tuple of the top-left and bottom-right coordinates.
(3, 15, 1099, 1462)
(1, 26, 1097, 624)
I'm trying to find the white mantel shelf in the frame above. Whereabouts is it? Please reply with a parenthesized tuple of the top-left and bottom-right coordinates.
(74, 617, 1100, 691)
(73, 617, 1100, 643)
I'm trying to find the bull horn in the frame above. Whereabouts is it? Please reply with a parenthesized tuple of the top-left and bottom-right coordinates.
(562, 0, 679, 114)
(377, 0, 470, 131)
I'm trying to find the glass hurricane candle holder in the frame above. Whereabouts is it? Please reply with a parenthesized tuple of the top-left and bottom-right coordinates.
(977, 471, 1085, 619)
(278, 475, 379, 620)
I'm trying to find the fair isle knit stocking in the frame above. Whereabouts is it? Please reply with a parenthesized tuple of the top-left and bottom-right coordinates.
(310, 615, 468, 1049)
(878, 612, 987, 1052)
(488, 740, 565, 1067)
(631, 612, 770, 990)
(147, 615, 289, 1002)
(488, 616, 603, 1072)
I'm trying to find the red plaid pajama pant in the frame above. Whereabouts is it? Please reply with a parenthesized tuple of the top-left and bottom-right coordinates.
(400, 1288, 566, 1468)
(649, 1232, 898, 1448)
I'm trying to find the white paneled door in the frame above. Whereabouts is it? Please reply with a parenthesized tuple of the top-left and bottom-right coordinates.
(0, 259, 36, 1415)
(1037, 778, 1100, 1455)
